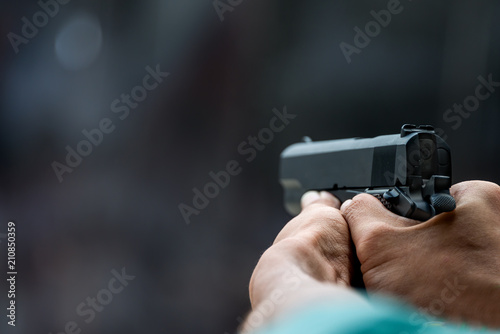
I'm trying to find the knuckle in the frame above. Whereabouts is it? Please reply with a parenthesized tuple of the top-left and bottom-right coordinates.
(479, 182, 500, 205)
(352, 193, 374, 205)
(453, 181, 500, 206)
(287, 209, 350, 255)
(344, 194, 380, 221)
(275, 205, 345, 244)
(303, 204, 344, 225)
(344, 193, 376, 217)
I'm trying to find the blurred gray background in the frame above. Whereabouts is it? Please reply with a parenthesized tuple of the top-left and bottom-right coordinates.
(0, 0, 499, 333)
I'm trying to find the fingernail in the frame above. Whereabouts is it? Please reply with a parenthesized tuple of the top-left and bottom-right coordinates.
(340, 199, 353, 212)
(301, 191, 320, 207)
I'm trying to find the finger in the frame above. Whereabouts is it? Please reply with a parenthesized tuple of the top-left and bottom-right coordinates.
(301, 191, 341, 210)
(341, 193, 415, 245)
(275, 191, 345, 244)
(301, 191, 320, 209)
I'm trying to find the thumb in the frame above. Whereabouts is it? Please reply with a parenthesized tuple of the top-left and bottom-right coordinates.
(340, 193, 414, 246)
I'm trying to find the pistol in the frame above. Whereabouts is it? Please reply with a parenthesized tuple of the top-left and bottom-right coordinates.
(279, 124, 456, 221)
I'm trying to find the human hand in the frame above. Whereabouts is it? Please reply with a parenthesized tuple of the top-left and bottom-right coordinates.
(341, 181, 500, 327)
(245, 191, 365, 332)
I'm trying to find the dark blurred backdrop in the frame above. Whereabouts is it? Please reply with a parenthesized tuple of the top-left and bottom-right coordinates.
(0, 0, 499, 333)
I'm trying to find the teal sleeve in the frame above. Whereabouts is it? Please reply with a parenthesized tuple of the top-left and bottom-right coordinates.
(252, 296, 498, 334)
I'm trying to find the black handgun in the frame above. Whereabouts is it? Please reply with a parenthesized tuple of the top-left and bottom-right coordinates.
(279, 124, 456, 221)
